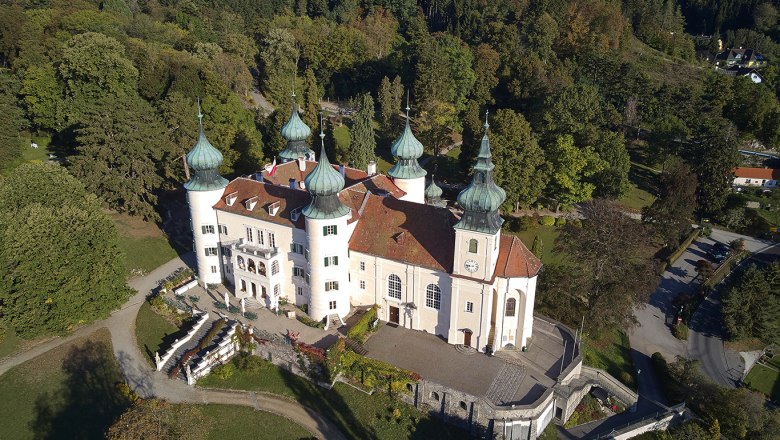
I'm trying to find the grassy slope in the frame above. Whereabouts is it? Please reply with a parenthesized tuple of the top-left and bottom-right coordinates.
(0, 328, 129, 440)
(202, 404, 312, 439)
(512, 225, 564, 266)
(199, 363, 470, 440)
(135, 301, 179, 365)
(582, 330, 636, 390)
(108, 211, 178, 274)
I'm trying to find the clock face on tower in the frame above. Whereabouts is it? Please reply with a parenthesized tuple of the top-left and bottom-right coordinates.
(464, 259, 479, 273)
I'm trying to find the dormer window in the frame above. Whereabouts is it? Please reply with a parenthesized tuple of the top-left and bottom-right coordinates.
(267, 201, 281, 216)
(225, 191, 238, 206)
(245, 196, 258, 211)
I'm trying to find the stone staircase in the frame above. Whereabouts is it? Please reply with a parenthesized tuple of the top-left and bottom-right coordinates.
(344, 338, 368, 355)
(243, 297, 264, 310)
(486, 326, 496, 353)
(166, 317, 223, 379)
(485, 362, 527, 405)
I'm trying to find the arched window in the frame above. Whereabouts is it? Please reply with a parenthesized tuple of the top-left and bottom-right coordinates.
(247, 258, 256, 273)
(468, 239, 478, 253)
(271, 260, 279, 275)
(259, 262, 267, 276)
(237, 256, 245, 270)
(425, 284, 441, 310)
(388, 274, 401, 299)
(505, 298, 516, 317)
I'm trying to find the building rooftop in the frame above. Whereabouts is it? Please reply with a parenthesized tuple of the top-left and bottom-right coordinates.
(734, 167, 780, 180)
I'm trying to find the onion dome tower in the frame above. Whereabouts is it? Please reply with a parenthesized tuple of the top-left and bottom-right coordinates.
(279, 90, 314, 162)
(425, 175, 446, 208)
(451, 111, 506, 282)
(303, 118, 351, 326)
(387, 94, 426, 204)
(184, 104, 228, 285)
(455, 112, 506, 234)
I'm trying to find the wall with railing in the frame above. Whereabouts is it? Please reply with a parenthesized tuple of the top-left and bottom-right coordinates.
(155, 311, 210, 371)
(591, 403, 686, 440)
(581, 366, 639, 409)
(186, 322, 240, 385)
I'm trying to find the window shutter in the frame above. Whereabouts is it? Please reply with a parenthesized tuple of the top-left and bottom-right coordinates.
(333, 225, 338, 234)
(334, 256, 339, 266)
(201, 225, 207, 234)
(323, 226, 327, 235)
(324, 257, 329, 267)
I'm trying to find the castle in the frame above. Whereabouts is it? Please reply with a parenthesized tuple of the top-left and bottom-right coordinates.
(184, 96, 541, 354)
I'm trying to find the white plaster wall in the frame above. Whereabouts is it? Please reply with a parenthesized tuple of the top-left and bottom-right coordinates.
(493, 275, 537, 349)
(306, 214, 351, 321)
(453, 229, 500, 282)
(734, 177, 778, 188)
(448, 279, 493, 350)
(394, 176, 425, 204)
(187, 188, 225, 285)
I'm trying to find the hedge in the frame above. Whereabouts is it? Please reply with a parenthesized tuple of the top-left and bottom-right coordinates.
(347, 305, 379, 342)
(672, 323, 688, 340)
(666, 228, 701, 266)
(703, 250, 749, 290)
(340, 350, 421, 394)
(540, 215, 556, 226)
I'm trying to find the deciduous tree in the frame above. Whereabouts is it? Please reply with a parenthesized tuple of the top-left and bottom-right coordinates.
(544, 135, 606, 208)
(643, 160, 698, 247)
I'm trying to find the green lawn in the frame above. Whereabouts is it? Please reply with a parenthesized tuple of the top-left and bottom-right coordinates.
(20, 134, 53, 163)
(618, 183, 656, 211)
(0, 325, 23, 359)
(333, 125, 350, 151)
(511, 225, 564, 266)
(744, 363, 780, 401)
(202, 404, 312, 439)
(582, 329, 636, 390)
(109, 211, 179, 275)
(0, 328, 131, 440)
(135, 301, 179, 365)
(199, 362, 470, 440)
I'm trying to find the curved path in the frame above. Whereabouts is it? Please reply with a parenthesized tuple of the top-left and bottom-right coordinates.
(0, 253, 347, 440)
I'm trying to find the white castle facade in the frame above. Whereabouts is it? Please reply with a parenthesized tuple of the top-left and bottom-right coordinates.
(184, 101, 542, 354)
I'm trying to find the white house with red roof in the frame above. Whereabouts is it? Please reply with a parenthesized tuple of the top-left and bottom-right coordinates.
(184, 102, 542, 354)
(733, 167, 780, 188)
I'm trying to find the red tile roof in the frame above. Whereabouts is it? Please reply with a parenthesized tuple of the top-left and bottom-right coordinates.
(261, 160, 370, 189)
(349, 195, 457, 272)
(734, 167, 780, 180)
(495, 235, 543, 278)
(213, 178, 309, 228)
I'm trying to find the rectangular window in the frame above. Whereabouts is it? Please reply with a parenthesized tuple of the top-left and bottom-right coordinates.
(305, 272, 310, 285)
(268, 233, 276, 248)
(323, 225, 337, 236)
(465, 301, 474, 313)
(324, 256, 339, 267)
(329, 300, 337, 310)
(218, 225, 228, 235)
(291, 243, 304, 254)
(274, 285, 280, 296)
(271, 261, 279, 275)
(205, 247, 218, 256)
(202, 225, 215, 234)
(221, 246, 231, 257)
(211, 265, 218, 273)
(359, 261, 365, 271)
(225, 265, 231, 274)
(258, 230, 264, 246)
(304, 249, 310, 261)
(293, 267, 305, 278)
(246, 227, 253, 242)
(297, 286, 304, 296)
(360, 280, 366, 290)
(325, 281, 339, 291)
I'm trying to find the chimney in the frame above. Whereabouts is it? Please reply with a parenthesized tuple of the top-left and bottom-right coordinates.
(289, 178, 296, 189)
(367, 160, 377, 176)
(297, 156, 306, 172)
(339, 164, 345, 177)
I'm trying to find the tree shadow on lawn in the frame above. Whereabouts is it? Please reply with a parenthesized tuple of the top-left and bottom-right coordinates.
(31, 340, 131, 439)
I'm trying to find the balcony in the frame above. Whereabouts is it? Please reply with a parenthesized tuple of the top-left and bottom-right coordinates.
(229, 239, 279, 260)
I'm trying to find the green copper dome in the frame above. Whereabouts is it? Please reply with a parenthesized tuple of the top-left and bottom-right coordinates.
(388, 104, 426, 180)
(425, 177, 443, 199)
(455, 115, 505, 234)
(281, 99, 312, 142)
(302, 130, 350, 219)
(184, 113, 228, 191)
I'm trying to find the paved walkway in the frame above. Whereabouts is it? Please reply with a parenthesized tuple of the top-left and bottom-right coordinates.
(0, 253, 347, 440)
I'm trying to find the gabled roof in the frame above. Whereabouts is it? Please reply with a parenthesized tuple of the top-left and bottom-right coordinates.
(261, 160, 371, 189)
(495, 235, 543, 278)
(734, 167, 780, 180)
(349, 195, 457, 272)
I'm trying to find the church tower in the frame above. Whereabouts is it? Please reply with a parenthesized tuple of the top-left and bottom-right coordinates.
(279, 91, 314, 162)
(453, 113, 506, 281)
(303, 122, 351, 325)
(184, 107, 229, 286)
(387, 96, 426, 204)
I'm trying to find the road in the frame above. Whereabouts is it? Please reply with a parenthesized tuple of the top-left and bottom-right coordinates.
(0, 252, 347, 440)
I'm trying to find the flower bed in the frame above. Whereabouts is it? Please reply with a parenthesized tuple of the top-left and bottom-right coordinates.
(161, 268, 195, 293)
(297, 313, 325, 329)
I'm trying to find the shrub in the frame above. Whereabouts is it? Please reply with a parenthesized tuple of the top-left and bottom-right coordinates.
(188, 295, 199, 303)
(673, 323, 688, 340)
(228, 305, 240, 314)
(570, 218, 583, 227)
(340, 351, 421, 394)
(619, 371, 635, 388)
(232, 352, 268, 372)
(214, 302, 227, 309)
(297, 314, 325, 329)
(347, 305, 379, 342)
(244, 312, 257, 320)
(211, 362, 236, 379)
(555, 217, 567, 226)
(540, 215, 556, 226)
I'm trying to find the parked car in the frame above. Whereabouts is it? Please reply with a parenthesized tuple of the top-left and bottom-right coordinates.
(708, 242, 730, 263)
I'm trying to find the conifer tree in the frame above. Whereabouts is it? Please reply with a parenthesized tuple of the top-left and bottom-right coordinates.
(350, 92, 376, 170)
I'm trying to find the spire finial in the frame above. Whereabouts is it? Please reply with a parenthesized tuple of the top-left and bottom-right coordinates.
(484, 109, 489, 130)
(291, 75, 296, 98)
(405, 90, 410, 113)
(197, 97, 203, 130)
(319, 113, 325, 143)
